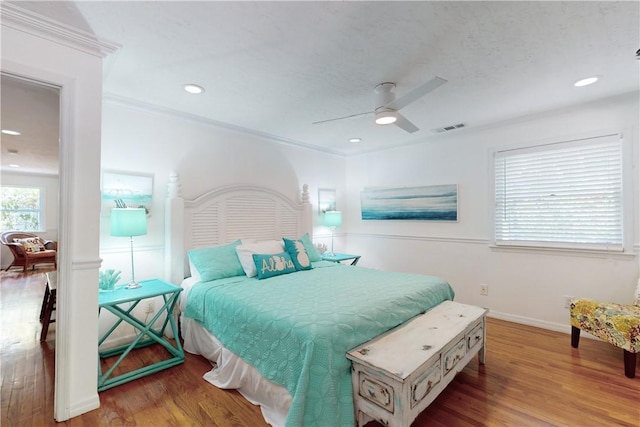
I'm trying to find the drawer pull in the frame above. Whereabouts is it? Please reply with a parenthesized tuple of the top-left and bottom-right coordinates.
(445, 354, 461, 368)
(468, 335, 481, 346)
(467, 323, 484, 350)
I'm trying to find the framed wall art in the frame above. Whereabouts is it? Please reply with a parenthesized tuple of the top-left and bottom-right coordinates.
(361, 184, 458, 221)
(102, 171, 153, 212)
(318, 188, 337, 213)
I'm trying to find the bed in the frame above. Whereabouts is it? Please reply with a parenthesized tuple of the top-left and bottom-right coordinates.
(165, 174, 455, 427)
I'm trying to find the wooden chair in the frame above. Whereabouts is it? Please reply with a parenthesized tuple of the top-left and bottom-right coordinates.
(0, 231, 57, 272)
(39, 272, 57, 341)
(570, 279, 640, 378)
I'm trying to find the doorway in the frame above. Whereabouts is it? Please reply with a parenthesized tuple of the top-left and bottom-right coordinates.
(0, 73, 61, 421)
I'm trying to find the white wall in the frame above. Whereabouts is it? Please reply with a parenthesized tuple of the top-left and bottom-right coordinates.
(98, 100, 346, 342)
(2, 21, 105, 421)
(0, 172, 59, 269)
(100, 92, 639, 338)
(345, 92, 639, 332)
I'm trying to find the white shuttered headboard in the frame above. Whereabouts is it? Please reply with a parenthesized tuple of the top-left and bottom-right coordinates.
(164, 173, 312, 284)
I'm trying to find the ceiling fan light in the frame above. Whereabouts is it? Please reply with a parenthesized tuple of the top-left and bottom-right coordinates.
(375, 110, 397, 125)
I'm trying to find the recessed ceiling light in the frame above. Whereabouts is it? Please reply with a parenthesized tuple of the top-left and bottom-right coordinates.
(1, 129, 21, 135)
(9, 164, 20, 168)
(183, 84, 204, 94)
(348, 138, 362, 143)
(574, 77, 598, 87)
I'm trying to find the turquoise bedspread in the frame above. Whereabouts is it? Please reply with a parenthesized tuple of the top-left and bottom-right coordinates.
(184, 262, 454, 427)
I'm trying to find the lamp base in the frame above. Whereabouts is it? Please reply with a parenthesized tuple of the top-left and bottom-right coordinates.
(125, 281, 142, 289)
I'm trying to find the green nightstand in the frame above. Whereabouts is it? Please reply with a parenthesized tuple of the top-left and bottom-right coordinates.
(321, 252, 361, 266)
(98, 278, 184, 392)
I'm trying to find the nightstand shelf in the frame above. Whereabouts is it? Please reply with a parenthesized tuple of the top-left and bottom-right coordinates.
(98, 278, 184, 391)
(321, 252, 361, 265)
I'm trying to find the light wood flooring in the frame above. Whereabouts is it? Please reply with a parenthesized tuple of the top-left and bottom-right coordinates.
(1, 269, 638, 426)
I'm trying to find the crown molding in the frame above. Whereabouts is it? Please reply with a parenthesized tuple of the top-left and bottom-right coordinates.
(103, 93, 347, 157)
(0, 2, 120, 58)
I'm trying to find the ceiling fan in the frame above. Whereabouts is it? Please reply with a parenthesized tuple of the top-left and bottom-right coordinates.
(312, 76, 447, 133)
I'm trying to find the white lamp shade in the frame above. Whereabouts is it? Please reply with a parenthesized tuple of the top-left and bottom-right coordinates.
(110, 208, 147, 237)
(324, 211, 342, 227)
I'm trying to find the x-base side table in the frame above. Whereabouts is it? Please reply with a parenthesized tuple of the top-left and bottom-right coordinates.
(322, 252, 361, 265)
(98, 278, 184, 392)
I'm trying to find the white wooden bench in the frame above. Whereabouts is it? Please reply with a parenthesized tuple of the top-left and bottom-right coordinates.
(346, 301, 487, 427)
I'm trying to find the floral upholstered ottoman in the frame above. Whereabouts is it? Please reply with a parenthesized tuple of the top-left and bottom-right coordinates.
(570, 280, 640, 378)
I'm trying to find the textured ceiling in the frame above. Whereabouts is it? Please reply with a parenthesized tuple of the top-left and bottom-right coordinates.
(1, 1, 639, 173)
(1, 75, 59, 175)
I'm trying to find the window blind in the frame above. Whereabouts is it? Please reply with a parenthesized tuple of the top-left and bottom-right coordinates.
(494, 134, 623, 251)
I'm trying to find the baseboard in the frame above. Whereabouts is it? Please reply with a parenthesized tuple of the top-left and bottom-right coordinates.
(100, 321, 175, 350)
(67, 394, 100, 419)
(487, 310, 598, 340)
(100, 333, 136, 350)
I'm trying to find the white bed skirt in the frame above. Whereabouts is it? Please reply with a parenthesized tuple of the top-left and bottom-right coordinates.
(181, 315, 292, 426)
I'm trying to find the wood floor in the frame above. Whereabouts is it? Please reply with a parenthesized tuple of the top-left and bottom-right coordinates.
(1, 270, 638, 427)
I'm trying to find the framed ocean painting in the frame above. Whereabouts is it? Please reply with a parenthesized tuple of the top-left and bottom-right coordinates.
(102, 171, 153, 212)
(361, 184, 458, 221)
(318, 188, 337, 213)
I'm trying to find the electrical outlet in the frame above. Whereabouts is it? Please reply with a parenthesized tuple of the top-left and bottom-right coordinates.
(480, 284, 489, 296)
(564, 295, 574, 309)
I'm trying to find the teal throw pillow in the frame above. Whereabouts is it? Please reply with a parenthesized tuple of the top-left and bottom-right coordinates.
(187, 240, 244, 281)
(299, 233, 322, 262)
(283, 238, 313, 271)
(252, 252, 296, 279)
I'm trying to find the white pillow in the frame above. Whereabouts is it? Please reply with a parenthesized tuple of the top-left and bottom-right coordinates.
(188, 259, 201, 281)
(236, 240, 284, 277)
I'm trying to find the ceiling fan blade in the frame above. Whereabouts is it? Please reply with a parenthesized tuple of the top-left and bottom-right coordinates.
(394, 113, 419, 133)
(312, 110, 373, 125)
(386, 76, 447, 111)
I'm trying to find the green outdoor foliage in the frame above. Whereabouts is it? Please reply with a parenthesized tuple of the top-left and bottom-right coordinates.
(0, 187, 41, 231)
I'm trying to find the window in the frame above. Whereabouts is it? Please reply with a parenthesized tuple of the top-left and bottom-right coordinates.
(494, 134, 623, 251)
(0, 186, 43, 231)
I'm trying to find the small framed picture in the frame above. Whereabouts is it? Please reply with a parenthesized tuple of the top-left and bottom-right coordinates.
(102, 171, 153, 213)
(318, 188, 336, 214)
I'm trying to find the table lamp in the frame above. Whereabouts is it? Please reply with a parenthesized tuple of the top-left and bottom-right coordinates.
(323, 210, 342, 256)
(110, 208, 147, 288)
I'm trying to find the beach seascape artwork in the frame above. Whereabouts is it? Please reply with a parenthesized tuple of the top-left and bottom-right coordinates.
(102, 172, 153, 211)
(361, 185, 458, 221)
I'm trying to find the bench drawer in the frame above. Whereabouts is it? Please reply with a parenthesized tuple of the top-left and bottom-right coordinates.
(467, 322, 484, 351)
(410, 359, 442, 408)
(358, 371, 394, 413)
(443, 338, 466, 374)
